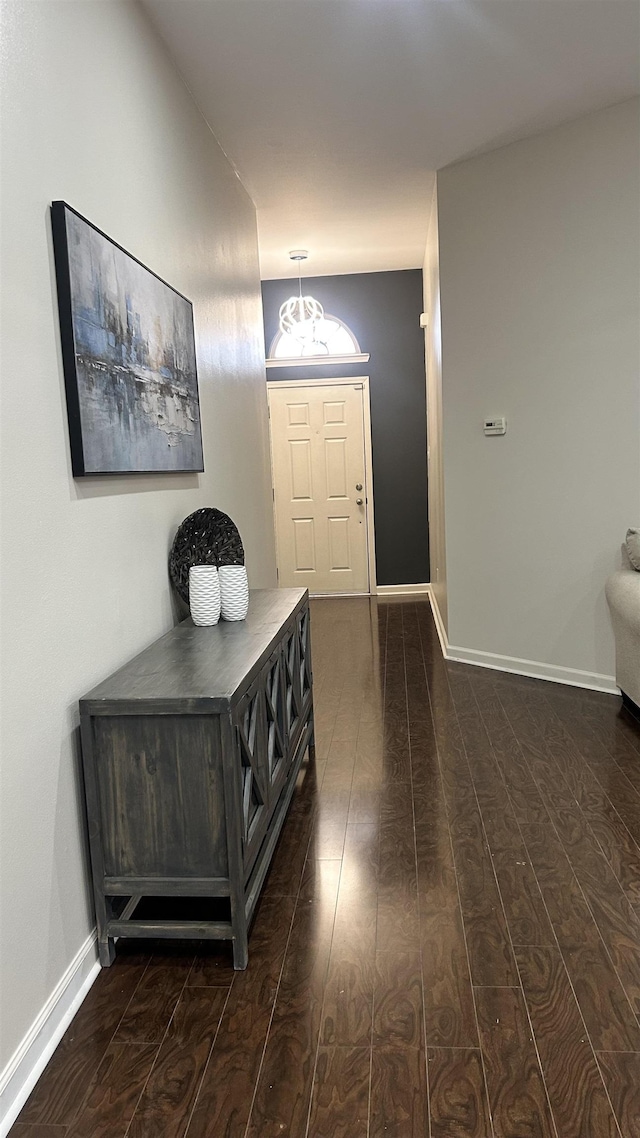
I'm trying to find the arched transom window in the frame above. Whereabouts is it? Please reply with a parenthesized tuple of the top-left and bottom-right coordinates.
(268, 315, 361, 360)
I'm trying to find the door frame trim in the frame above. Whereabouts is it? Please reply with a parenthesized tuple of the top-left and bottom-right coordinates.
(267, 376, 378, 596)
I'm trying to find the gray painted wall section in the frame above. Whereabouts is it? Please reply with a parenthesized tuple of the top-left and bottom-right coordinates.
(423, 187, 448, 632)
(262, 270, 429, 586)
(0, 0, 276, 1092)
(437, 98, 639, 680)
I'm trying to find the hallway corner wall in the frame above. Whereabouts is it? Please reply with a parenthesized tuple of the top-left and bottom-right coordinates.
(437, 98, 640, 685)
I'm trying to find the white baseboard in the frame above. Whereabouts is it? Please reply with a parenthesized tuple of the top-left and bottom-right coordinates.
(446, 644, 619, 695)
(309, 592, 375, 599)
(426, 593, 618, 695)
(427, 587, 448, 656)
(376, 583, 431, 596)
(0, 929, 99, 1136)
(309, 584, 431, 599)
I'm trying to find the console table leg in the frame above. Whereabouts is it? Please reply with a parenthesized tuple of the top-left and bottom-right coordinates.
(99, 935, 115, 966)
(232, 930, 249, 970)
(222, 712, 249, 970)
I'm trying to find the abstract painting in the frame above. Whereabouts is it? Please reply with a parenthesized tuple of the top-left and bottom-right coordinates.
(51, 201, 203, 475)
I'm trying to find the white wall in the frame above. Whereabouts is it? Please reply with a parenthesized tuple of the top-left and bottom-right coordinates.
(0, 0, 276, 1105)
(437, 98, 640, 687)
(423, 184, 447, 633)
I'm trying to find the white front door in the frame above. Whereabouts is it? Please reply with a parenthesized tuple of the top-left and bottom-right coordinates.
(268, 381, 371, 594)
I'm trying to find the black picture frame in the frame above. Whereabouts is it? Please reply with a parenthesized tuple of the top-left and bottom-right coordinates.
(51, 201, 204, 476)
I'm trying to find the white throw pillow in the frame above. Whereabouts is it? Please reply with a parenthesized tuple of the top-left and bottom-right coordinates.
(625, 528, 640, 571)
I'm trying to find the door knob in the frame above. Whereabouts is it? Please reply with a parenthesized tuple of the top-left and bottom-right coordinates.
(355, 483, 362, 491)
(356, 498, 363, 506)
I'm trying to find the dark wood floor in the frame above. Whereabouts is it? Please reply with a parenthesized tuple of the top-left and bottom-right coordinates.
(11, 598, 640, 1137)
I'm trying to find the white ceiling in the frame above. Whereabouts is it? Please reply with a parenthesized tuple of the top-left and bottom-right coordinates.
(143, 1, 640, 279)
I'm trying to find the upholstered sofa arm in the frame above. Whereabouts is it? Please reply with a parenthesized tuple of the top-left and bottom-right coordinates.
(606, 558, 640, 705)
(606, 569, 640, 636)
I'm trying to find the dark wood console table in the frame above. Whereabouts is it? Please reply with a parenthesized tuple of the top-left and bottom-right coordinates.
(80, 588, 314, 968)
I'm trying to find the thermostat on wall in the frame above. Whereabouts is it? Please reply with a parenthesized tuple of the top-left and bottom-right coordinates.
(484, 417, 506, 436)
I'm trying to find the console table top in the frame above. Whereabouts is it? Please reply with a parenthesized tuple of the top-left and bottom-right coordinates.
(80, 587, 307, 712)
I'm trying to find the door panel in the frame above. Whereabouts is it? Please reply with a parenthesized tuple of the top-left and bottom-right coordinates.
(232, 680, 269, 873)
(263, 647, 288, 807)
(269, 382, 370, 593)
(287, 401, 310, 426)
(292, 517, 316, 571)
(323, 400, 346, 424)
(328, 516, 350, 570)
(325, 436, 348, 499)
(290, 439, 313, 499)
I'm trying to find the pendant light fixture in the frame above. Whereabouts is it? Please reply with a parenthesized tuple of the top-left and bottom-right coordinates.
(278, 250, 324, 346)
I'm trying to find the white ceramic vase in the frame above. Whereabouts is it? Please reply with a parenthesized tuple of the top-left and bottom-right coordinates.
(189, 565, 221, 626)
(219, 565, 249, 621)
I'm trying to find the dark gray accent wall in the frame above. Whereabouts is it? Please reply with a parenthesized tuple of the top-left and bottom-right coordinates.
(262, 270, 429, 586)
